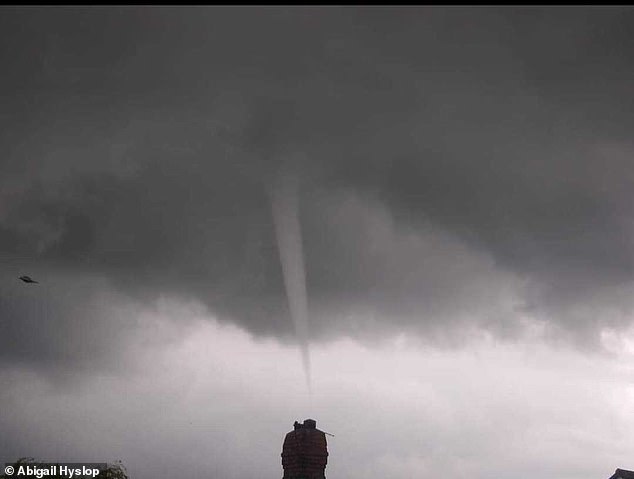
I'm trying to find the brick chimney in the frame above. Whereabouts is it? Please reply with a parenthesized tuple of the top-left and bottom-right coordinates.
(281, 419, 328, 479)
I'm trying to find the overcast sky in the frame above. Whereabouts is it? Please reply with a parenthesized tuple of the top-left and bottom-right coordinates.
(2, 7, 634, 479)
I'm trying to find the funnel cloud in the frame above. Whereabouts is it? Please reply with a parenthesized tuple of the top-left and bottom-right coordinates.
(270, 169, 312, 390)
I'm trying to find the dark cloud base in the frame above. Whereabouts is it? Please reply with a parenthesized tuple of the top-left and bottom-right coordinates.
(2, 8, 634, 369)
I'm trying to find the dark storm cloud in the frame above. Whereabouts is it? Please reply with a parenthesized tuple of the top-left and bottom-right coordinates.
(0, 269, 146, 377)
(2, 7, 634, 364)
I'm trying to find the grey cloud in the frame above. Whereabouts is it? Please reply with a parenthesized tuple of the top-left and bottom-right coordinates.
(2, 320, 632, 479)
(2, 7, 634, 367)
(0, 270, 145, 376)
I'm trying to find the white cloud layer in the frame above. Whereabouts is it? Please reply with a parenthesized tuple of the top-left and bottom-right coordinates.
(2, 299, 634, 479)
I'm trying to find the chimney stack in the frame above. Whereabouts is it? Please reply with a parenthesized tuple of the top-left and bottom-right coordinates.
(282, 419, 328, 479)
